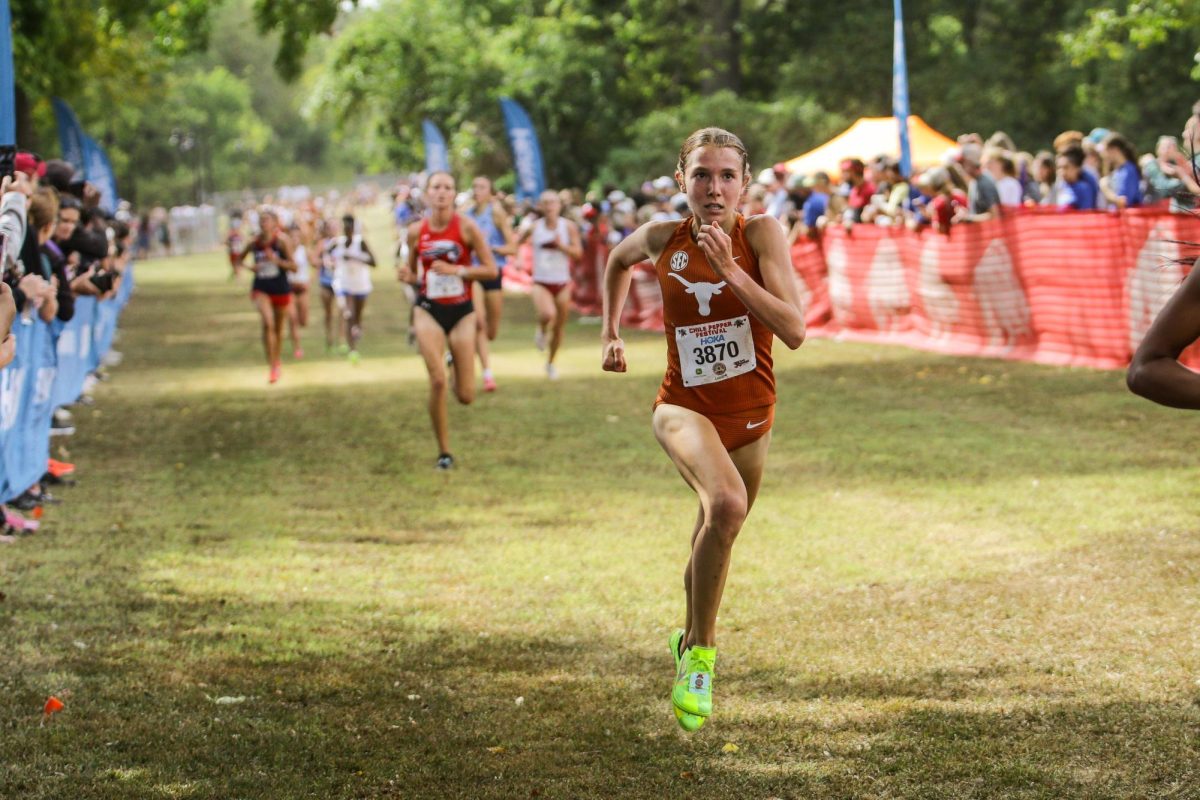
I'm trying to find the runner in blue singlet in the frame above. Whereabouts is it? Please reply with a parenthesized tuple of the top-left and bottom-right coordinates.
(465, 177, 517, 391)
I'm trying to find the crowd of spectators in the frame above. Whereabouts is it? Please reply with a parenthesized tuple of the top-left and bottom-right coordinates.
(762, 119, 1200, 242)
(380, 113, 1199, 266)
(0, 153, 134, 542)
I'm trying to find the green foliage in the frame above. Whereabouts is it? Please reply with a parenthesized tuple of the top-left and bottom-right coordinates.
(599, 91, 847, 188)
(251, 0, 352, 81)
(16, 0, 1200, 205)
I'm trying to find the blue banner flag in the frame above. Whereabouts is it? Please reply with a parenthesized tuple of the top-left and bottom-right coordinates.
(422, 119, 450, 174)
(82, 133, 117, 214)
(499, 97, 546, 202)
(0, 0, 14, 146)
(0, 316, 55, 501)
(52, 98, 85, 170)
(892, 0, 912, 177)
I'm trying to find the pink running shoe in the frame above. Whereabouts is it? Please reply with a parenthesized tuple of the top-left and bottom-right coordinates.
(269, 364, 281, 384)
(294, 347, 304, 360)
(483, 375, 497, 392)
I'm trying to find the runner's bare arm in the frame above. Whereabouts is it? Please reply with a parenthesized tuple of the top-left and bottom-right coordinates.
(1127, 265, 1200, 408)
(359, 239, 377, 267)
(563, 220, 583, 260)
(398, 223, 419, 284)
(456, 216, 499, 281)
(274, 233, 297, 272)
(697, 215, 805, 349)
(494, 201, 519, 256)
(601, 221, 676, 372)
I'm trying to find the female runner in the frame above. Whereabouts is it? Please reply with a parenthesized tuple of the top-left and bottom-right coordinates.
(285, 216, 315, 359)
(466, 176, 517, 391)
(601, 128, 806, 730)
(517, 190, 582, 379)
(330, 213, 376, 363)
(399, 172, 499, 469)
(240, 209, 297, 383)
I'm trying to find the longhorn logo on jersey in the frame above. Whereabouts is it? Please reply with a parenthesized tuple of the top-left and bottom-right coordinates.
(668, 272, 726, 316)
(420, 239, 463, 263)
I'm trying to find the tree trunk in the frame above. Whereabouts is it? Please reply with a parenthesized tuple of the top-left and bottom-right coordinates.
(15, 85, 37, 151)
(700, 0, 742, 94)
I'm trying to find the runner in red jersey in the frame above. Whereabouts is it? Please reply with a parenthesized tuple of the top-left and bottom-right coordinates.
(398, 171, 499, 469)
(601, 128, 806, 731)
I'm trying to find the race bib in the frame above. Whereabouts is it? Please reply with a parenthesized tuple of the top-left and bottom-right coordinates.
(676, 315, 755, 388)
(426, 270, 465, 300)
(254, 251, 280, 279)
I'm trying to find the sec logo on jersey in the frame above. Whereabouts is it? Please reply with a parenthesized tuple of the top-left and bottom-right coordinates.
(670, 251, 689, 272)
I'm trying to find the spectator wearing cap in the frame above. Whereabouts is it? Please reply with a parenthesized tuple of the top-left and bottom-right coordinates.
(14, 153, 47, 279)
(1056, 145, 1101, 210)
(14, 152, 46, 183)
(1099, 132, 1143, 208)
(960, 143, 1000, 221)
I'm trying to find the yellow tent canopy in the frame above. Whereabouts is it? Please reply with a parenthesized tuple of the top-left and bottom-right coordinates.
(784, 116, 956, 180)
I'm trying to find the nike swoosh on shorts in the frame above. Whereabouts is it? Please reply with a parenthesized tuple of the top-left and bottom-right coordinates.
(745, 419, 767, 429)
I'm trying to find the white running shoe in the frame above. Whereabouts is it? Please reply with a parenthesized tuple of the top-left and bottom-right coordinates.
(546, 363, 559, 381)
(534, 328, 546, 352)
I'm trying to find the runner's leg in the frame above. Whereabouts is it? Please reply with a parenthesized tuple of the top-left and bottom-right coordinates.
(653, 403, 768, 649)
(531, 283, 555, 351)
(484, 288, 503, 341)
(270, 303, 287, 366)
(548, 285, 571, 365)
(286, 294, 302, 355)
(682, 431, 770, 647)
(473, 282, 492, 378)
(413, 306, 451, 454)
(447, 311, 478, 405)
(321, 286, 335, 349)
(252, 293, 275, 366)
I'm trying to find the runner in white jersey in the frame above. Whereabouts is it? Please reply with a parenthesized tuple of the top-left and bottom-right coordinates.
(285, 217, 314, 360)
(516, 189, 582, 379)
(330, 214, 376, 364)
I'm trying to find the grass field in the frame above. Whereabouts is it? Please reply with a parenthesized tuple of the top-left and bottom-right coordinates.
(2, 203, 1199, 799)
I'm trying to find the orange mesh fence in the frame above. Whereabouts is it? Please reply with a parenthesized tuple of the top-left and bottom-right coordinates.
(572, 209, 1200, 371)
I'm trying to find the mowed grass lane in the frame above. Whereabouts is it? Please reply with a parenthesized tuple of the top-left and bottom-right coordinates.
(2, 205, 1198, 798)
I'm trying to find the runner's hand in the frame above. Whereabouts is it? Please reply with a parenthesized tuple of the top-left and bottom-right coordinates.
(430, 259, 458, 275)
(696, 223, 735, 276)
(602, 335, 626, 373)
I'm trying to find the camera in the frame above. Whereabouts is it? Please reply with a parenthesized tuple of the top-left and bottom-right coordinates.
(0, 145, 14, 180)
(89, 268, 116, 294)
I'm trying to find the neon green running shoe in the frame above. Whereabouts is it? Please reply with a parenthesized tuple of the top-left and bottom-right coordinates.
(670, 630, 705, 731)
(672, 644, 715, 719)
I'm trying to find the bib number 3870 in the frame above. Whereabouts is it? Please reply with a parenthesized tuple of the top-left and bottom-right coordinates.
(676, 315, 755, 387)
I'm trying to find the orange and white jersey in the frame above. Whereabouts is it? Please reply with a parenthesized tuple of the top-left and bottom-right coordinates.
(653, 215, 775, 413)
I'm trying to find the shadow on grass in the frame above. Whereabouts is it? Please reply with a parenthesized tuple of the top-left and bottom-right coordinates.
(5, 595, 1198, 799)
